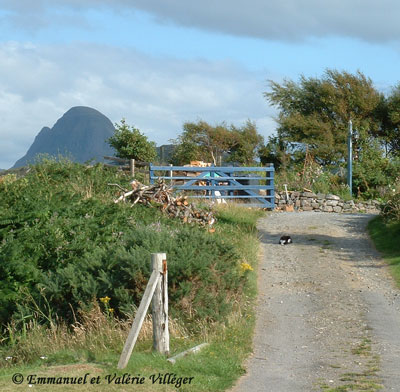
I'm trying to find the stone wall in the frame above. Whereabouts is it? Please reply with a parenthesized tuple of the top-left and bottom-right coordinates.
(274, 191, 380, 213)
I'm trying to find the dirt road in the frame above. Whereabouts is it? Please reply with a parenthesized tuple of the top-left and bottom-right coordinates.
(232, 212, 400, 392)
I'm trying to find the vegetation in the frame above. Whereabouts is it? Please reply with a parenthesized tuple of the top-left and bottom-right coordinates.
(108, 119, 157, 162)
(264, 69, 400, 198)
(368, 193, 400, 286)
(170, 120, 264, 166)
(265, 69, 382, 166)
(0, 160, 263, 391)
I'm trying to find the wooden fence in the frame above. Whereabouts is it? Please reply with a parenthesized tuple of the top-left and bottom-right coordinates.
(103, 156, 149, 179)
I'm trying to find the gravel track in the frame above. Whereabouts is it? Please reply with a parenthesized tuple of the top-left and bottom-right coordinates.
(232, 212, 400, 392)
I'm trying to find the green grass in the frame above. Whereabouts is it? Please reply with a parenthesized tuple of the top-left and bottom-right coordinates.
(0, 161, 263, 391)
(368, 216, 400, 286)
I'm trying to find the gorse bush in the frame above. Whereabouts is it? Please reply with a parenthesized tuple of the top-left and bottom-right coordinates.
(0, 160, 249, 338)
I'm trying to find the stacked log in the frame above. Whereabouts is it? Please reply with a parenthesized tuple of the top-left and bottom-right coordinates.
(110, 180, 215, 227)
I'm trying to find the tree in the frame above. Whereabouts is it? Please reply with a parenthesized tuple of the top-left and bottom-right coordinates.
(170, 120, 235, 165)
(108, 119, 157, 162)
(170, 120, 265, 166)
(265, 69, 383, 166)
(258, 136, 290, 170)
(382, 84, 400, 155)
(228, 120, 264, 165)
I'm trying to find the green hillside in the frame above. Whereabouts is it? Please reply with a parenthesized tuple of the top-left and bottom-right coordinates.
(0, 159, 262, 391)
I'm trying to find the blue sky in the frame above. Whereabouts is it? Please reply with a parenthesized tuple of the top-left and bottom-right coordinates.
(1, 0, 400, 168)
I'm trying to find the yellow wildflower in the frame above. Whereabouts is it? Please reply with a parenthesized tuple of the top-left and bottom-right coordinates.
(100, 296, 111, 304)
(240, 262, 253, 272)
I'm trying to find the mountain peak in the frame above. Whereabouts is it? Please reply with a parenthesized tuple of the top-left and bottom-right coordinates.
(13, 107, 115, 168)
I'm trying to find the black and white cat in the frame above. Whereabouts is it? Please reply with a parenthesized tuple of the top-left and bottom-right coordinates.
(279, 235, 292, 245)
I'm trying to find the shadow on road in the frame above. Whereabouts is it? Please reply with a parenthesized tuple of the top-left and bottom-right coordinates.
(257, 212, 380, 266)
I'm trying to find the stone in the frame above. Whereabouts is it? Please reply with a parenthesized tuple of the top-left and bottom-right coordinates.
(301, 192, 316, 197)
(322, 205, 334, 212)
(316, 193, 326, 199)
(333, 206, 342, 213)
(301, 199, 310, 207)
(326, 194, 340, 200)
(326, 200, 339, 207)
(302, 206, 313, 211)
(295, 200, 301, 207)
(311, 202, 320, 208)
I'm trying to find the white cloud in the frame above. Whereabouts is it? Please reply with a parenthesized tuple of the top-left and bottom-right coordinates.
(1, 0, 400, 43)
(0, 42, 276, 169)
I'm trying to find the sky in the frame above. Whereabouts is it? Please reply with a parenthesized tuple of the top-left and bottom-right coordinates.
(1, 1, 400, 169)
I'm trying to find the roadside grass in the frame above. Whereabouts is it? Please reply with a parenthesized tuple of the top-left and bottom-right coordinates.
(367, 217, 400, 287)
(0, 169, 264, 392)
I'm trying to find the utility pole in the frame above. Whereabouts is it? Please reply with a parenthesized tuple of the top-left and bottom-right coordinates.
(347, 119, 353, 197)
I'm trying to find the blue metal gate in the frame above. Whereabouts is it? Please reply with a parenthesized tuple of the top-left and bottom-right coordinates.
(149, 164, 274, 209)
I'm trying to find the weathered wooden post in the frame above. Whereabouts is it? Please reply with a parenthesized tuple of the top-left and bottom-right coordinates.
(151, 253, 169, 355)
(169, 164, 173, 185)
(117, 252, 168, 369)
(129, 159, 135, 178)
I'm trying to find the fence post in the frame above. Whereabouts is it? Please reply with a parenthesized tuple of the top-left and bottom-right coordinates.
(117, 254, 163, 369)
(169, 164, 173, 185)
(130, 159, 135, 178)
(151, 253, 169, 355)
(149, 163, 154, 184)
(268, 163, 274, 208)
(210, 167, 215, 199)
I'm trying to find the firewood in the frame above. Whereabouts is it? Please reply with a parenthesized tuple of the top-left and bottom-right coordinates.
(110, 180, 215, 226)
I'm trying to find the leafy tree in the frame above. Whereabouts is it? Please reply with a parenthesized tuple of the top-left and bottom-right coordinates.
(108, 119, 157, 162)
(265, 69, 383, 165)
(170, 120, 265, 166)
(228, 120, 264, 165)
(381, 84, 400, 154)
(170, 120, 235, 165)
(258, 136, 290, 170)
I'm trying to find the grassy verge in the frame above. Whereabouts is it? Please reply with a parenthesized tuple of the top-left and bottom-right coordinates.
(367, 216, 400, 286)
(0, 161, 264, 391)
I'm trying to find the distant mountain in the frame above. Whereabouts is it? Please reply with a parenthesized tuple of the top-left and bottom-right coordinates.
(13, 106, 116, 168)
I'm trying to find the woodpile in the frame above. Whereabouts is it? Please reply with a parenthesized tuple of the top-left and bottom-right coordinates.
(110, 180, 215, 227)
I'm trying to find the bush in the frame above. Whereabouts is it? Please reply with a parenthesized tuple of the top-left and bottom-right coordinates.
(380, 193, 400, 222)
(0, 160, 248, 336)
(274, 163, 351, 200)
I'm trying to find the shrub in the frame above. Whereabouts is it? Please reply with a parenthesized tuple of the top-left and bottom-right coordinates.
(0, 160, 248, 337)
(380, 193, 400, 222)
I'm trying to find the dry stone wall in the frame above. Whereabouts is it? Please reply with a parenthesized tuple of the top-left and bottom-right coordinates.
(274, 191, 380, 213)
